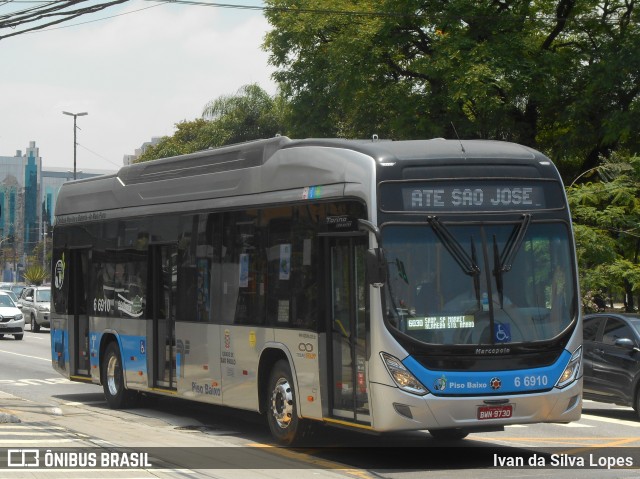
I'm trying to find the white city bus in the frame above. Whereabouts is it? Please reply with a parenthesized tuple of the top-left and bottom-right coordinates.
(51, 137, 582, 445)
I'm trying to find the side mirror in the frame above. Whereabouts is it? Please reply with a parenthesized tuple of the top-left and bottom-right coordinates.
(17, 304, 23, 309)
(366, 248, 387, 287)
(614, 338, 636, 350)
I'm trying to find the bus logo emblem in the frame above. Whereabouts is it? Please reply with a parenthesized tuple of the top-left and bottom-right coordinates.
(490, 377, 502, 390)
(433, 375, 447, 391)
(54, 254, 65, 290)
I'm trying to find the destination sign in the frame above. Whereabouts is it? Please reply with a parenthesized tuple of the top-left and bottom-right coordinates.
(380, 180, 561, 212)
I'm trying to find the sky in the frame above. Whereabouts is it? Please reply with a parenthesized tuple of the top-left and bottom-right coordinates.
(0, 1, 276, 173)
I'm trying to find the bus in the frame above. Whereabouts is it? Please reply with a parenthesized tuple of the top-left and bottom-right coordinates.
(51, 136, 582, 445)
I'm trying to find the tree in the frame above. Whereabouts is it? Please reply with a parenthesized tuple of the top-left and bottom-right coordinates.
(137, 84, 285, 162)
(263, 0, 640, 180)
(202, 84, 286, 144)
(567, 152, 640, 310)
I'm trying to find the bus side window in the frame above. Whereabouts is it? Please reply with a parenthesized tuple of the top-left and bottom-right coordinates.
(221, 210, 265, 325)
(266, 211, 293, 326)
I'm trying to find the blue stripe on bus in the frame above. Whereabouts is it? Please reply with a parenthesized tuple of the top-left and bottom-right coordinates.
(88, 332, 148, 375)
(403, 349, 571, 395)
(51, 328, 68, 365)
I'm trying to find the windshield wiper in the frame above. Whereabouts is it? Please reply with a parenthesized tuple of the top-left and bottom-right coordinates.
(493, 214, 532, 307)
(428, 216, 481, 277)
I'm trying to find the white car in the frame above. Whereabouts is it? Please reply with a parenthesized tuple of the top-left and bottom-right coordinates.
(19, 286, 51, 332)
(0, 291, 25, 340)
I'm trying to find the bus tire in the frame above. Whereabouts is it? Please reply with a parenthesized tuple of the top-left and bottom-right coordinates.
(102, 341, 137, 409)
(428, 428, 469, 441)
(266, 360, 311, 446)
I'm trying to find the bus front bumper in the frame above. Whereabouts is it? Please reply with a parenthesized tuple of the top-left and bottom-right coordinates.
(368, 378, 582, 433)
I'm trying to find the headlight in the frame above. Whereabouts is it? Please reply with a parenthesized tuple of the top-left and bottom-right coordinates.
(37, 304, 49, 312)
(14, 314, 23, 321)
(556, 346, 582, 389)
(381, 352, 428, 396)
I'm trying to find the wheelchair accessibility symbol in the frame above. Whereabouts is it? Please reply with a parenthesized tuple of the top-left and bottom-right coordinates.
(494, 323, 511, 343)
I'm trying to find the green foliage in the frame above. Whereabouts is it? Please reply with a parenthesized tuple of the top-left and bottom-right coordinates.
(567, 152, 640, 307)
(137, 84, 285, 162)
(24, 264, 47, 286)
(264, 0, 640, 180)
(137, 119, 223, 162)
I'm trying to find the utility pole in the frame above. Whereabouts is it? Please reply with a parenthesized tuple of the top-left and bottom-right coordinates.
(62, 111, 88, 180)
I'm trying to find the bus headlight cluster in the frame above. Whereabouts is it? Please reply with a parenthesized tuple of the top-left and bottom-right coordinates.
(556, 346, 582, 389)
(381, 352, 428, 396)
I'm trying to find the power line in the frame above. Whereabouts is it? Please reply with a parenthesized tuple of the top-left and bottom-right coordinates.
(22, 1, 162, 32)
(0, 0, 131, 40)
(145, 0, 638, 24)
(77, 143, 122, 168)
(1, 0, 636, 39)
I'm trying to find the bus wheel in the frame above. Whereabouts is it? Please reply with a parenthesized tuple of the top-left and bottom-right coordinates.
(102, 341, 137, 409)
(428, 428, 469, 441)
(266, 360, 309, 446)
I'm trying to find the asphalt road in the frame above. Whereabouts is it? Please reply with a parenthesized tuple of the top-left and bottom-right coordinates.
(1, 327, 640, 478)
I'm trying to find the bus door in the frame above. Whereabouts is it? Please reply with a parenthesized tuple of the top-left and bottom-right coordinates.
(148, 244, 178, 390)
(325, 235, 370, 424)
(68, 248, 90, 377)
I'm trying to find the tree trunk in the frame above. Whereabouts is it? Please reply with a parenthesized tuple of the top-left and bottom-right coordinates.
(624, 280, 635, 312)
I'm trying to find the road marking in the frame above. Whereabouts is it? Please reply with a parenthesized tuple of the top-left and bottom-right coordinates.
(0, 439, 77, 444)
(0, 425, 66, 430)
(0, 378, 79, 387)
(249, 443, 374, 479)
(581, 413, 640, 427)
(0, 349, 49, 362)
(25, 334, 49, 341)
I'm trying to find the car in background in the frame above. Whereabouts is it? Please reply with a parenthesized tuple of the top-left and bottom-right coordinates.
(2, 290, 21, 307)
(0, 283, 26, 298)
(19, 286, 51, 332)
(583, 313, 640, 417)
(10, 284, 25, 298)
(0, 291, 24, 340)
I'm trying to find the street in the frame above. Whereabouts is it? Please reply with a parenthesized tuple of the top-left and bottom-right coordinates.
(1, 327, 640, 478)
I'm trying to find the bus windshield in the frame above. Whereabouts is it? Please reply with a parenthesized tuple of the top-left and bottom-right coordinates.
(382, 221, 576, 346)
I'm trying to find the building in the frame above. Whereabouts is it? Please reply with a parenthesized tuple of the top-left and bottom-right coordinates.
(123, 137, 162, 166)
(0, 141, 113, 281)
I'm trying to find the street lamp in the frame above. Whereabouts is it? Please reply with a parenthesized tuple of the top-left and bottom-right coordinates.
(62, 111, 88, 180)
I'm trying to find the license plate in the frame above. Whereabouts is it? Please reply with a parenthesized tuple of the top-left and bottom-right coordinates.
(477, 404, 512, 420)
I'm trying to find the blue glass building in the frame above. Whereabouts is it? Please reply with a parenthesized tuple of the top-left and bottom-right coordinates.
(0, 141, 112, 281)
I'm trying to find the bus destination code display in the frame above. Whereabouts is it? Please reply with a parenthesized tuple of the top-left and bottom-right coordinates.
(405, 184, 544, 211)
(380, 180, 557, 212)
